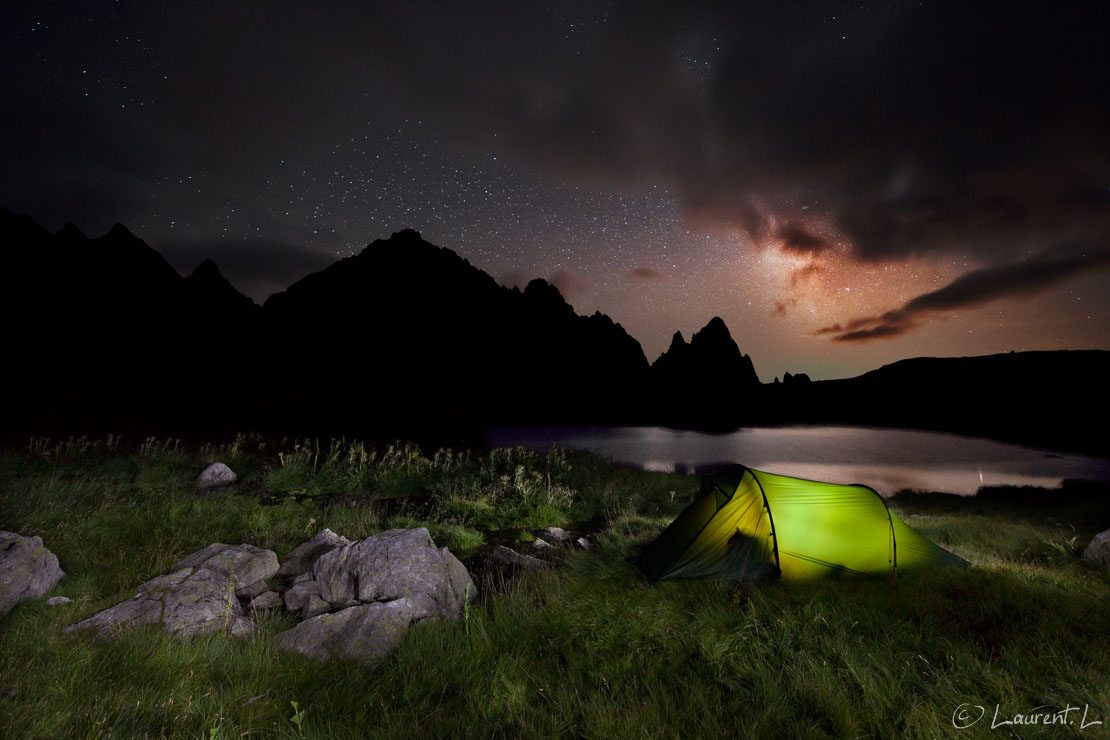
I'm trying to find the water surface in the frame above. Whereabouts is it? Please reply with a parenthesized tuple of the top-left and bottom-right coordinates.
(487, 425, 1110, 496)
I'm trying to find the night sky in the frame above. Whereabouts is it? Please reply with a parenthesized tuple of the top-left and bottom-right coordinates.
(4, 1, 1108, 381)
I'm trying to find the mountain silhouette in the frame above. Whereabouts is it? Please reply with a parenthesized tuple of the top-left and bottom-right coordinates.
(759, 351, 1110, 455)
(254, 228, 650, 435)
(650, 316, 760, 426)
(0, 215, 652, 441)
(1, 207, 1106, 454)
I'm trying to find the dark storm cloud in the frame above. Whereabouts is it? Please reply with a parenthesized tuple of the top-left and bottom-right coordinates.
(3, 0, 1107, 270)
(630, 267, 662, 282)
(776, 224, 831, 256)
(157, 239, 339, 303)
(369, 0, 1109, 262)
(817, 246, 1110, 342)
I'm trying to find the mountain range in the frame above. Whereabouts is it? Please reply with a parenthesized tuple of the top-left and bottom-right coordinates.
(2, 207, 1107, 455)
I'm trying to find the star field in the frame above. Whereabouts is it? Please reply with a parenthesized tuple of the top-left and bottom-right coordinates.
(3, 1, 1108, 381)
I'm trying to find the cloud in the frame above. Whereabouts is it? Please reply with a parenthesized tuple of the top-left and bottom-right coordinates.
(789, 262, 824, 288)
(817, 245, 1110, 342)
(630, 267, 662, 282)
(3, 0, 1106, 275)
(776, 224, 831, 255)
(549, 270, 576, 298)
(772, 298, 797, 317)
(371, 1, 1109, 264)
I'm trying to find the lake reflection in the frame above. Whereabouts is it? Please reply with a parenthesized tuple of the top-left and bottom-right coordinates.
(486, 425, 1110, 496)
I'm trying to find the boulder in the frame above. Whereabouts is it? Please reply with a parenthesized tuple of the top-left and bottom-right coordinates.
(302, 593, 332, 620)
(276, 529, 352, 579)
(311, 528, 472, 612)
(276, 528, 475, 663)
(247, 591, 283, 611)
(276, 598, 430, 664)
(65, 566, 252, 638)
(284, 577, 323, 613)
(173, 543, 278, 598)
(1082, 529, 1110, 568)
(0, 531, 65, 617)
(532, 538, 553, 552)
(489, 545, 549, 570)
(535, 527, 570, 543)
(196, 462, 237, 489)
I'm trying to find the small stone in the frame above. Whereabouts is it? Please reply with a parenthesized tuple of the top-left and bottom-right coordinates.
(575, 537, 590, 550)
(532, 538, 553, 551)
(536, 527, 570, 543)
(46, 596, 73, 607)
(302, 593, 331, 620)
(247, 591, 283, 611)
(196, 462, 237, 489)
(284, 578, 321, 613)
(489, 545, 549, 569)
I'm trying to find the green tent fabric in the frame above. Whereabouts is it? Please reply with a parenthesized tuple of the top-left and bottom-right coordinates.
(638, 465, 967, 582)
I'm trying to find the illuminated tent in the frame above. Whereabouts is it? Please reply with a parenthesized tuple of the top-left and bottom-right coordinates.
(638, 465, 967, 582)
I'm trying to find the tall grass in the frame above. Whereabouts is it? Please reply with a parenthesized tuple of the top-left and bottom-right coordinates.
(0, 436, 1107, 738)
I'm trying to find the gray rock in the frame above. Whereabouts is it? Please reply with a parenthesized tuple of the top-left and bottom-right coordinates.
(276, 598, 432, 664)
(276, 528, 476, 663)
(489, 545, 549, 569)
(536, 527, 570, 543)
(65, 566, 252, 638)
(1082, 530, 1110, 568)
(173, 543, 278, 598)
(247, 591, 283, 611)
(276, 529, 352, 579)
(532, 538, 553, 551)
(575, 537, 590, 551)
(46, 596, 73, 607)
(302, 593, 332, 620)
(0, 531, 65, 617)
(312, 528, 473, 612)
(196, 462, 237, 489)
(240, 579, 272, 600)
(284, 578, 322, 613)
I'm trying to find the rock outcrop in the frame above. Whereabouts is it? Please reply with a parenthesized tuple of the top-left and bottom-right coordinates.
(275, 528, 475, 663)
(0, 531, 65, 617)
(64, 543, 278, 638)
(63, 528, 476, 665)
(276, 528, 351, 578)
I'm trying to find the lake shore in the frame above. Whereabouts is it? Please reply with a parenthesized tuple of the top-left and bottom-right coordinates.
(2, 436, 1108, 738)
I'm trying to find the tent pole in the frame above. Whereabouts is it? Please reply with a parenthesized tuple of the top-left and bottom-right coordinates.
(750, 471, 780, 573)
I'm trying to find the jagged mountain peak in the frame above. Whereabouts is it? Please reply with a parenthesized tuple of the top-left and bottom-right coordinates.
(188, 258, 222, 279)
(57, 222, 87, 241)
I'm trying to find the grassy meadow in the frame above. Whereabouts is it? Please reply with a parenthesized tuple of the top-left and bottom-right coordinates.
(1, 434, 1108, 739)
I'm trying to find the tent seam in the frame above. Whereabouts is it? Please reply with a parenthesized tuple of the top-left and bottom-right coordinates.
(749, 470, 781, 573)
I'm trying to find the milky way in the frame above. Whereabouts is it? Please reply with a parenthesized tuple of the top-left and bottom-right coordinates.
(4, 1, 1107, 380)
